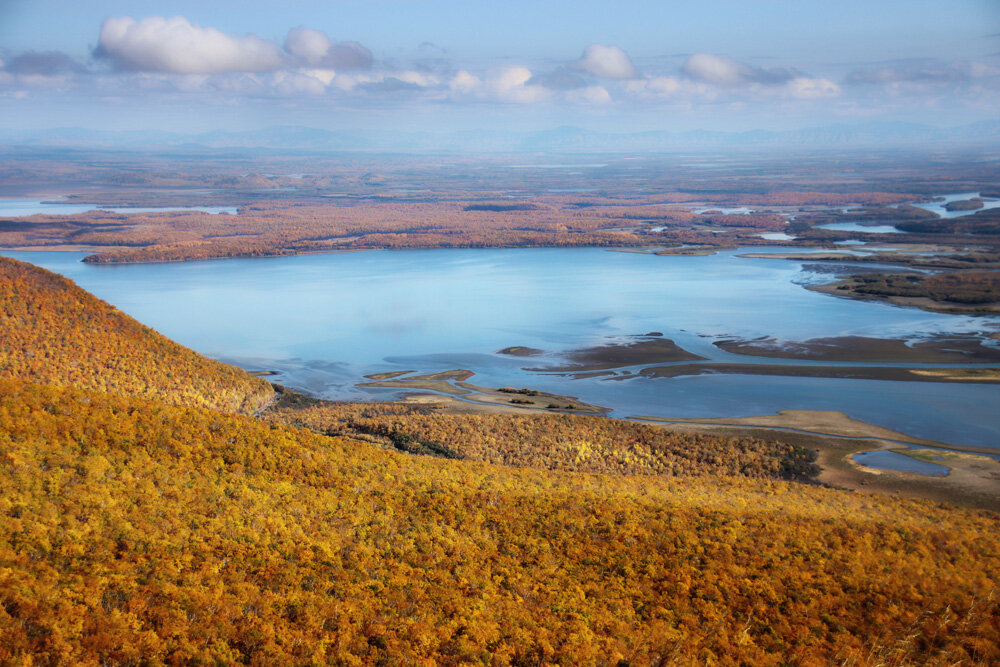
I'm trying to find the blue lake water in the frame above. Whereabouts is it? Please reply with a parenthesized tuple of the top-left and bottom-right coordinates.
(911, 192, 1000, 219)
(814, 192, 1000, 234)
(853, 450, 949, 477)
(816, 222, 903, 234)
(4, 247, 999, 448)
(0, 199, 238, 216)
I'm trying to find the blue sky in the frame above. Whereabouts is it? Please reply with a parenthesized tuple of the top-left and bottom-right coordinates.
(1, 0, 998, 133)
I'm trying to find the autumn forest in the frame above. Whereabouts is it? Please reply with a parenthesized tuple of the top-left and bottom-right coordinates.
(2, 216, 1000, 664)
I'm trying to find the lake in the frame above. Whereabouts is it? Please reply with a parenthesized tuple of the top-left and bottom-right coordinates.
(0, 198, 238, 216)
(814, 192, 1000, 234)
(4, 247, 999, 448)
(911, 192, 1000, 219)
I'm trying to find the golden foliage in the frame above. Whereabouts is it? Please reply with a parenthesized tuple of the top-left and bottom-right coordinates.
(0, 256, 272, 414)
(1, 379, 998, 665)
(268, 402, 820, 481)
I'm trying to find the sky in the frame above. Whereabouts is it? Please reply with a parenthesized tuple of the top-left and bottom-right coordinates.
(0, 0, 998, 134)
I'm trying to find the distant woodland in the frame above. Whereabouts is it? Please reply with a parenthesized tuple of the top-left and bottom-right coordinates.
(845, 271, 1000, 305)
(3, 148, 1000, 266)
(0, 192, 927, 265)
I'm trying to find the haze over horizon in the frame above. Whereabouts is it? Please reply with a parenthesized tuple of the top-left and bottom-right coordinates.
(1, 0, 998, 139)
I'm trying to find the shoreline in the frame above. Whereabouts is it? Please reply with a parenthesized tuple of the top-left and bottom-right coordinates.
(628, 410, 1000, 510)
(358, 369, 607, 414)
(273, 376, 1000, 509)
(354, 364, 1000, 509)
(628, 362, 1000, 383)
(713, 334, 1000, 364)
(808, 280, 1000, 315)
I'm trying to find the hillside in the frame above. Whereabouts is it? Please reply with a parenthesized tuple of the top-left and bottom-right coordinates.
(0, 256, 999, 664)
(1, 379, 998, 665)
(267, 400, 820, 481)
(0, 256, 273, 414)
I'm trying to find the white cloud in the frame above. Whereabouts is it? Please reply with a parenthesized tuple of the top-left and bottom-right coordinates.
(626, 76, 685, 98)
(329, 72, 365, 91)
(845, 59, 1000, 86)
(574, 44, 637, 79)
(96, 16, 284, 74)
(787, 77, 840, 99)
(301, 68, 338, 86)
(567, 85, 612, 104)
(272, 71, 328, 96)
(284, 27, 372, 70)
(494, 66, 532, 90)
(683, 53, 755, 85)
(491, 66, 550, 103)
(967, 61, 1000, 79)
(449, 70, 481, 93)
(284, 28, 331, 65)
(396, 71, 439, 87)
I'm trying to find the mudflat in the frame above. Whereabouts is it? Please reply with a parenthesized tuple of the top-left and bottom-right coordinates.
(634, 410, 1000, 510)
(632, 362, 1000, 384)
(529, 337, 705, 372)
(359, 370, 605, 413)
(715, 335, 1000, 363)
(497, 346, 544, 357)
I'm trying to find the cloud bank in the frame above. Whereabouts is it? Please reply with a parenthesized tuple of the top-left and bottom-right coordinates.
(95, 16, 285, 74)
(2, 14, 994, 126)
(284, 27, 372, 70)
(573, 44, 637, 79)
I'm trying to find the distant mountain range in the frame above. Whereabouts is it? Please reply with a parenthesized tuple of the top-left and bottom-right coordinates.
(3, 121, 999, 152)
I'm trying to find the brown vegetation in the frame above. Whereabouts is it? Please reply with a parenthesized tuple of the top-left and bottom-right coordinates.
(896, 208, 1000, 235)
(0, 186, 939, 264)
(844, 271, 1000, 305)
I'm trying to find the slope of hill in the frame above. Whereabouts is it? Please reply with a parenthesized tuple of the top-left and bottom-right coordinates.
(268, 401, 820, 481)
(1, 379, 998, 665)
(1, 256, 998, 665)
(0, 256, 273, 414)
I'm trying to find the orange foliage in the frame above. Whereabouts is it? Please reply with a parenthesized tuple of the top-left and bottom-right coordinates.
(2, 238, 998, 665)
(0, 256, 272, 414)
(0, 379, 998, 664)
(268, 402, 820, 481)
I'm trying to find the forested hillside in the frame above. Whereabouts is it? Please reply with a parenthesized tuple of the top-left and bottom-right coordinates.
(0, 256, 272, 414)
(0, 257, 998, 665)
(1, 380, 998, 665)
(268, 401, 820, 481)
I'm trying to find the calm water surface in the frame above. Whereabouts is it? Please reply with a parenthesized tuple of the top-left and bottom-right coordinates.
(0, 199, 238, 216)
(814, 192, 999, 234)
(853, 450, 950, 477)
(911, 192, 1000, 219)
(5, 248, 999, 448)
